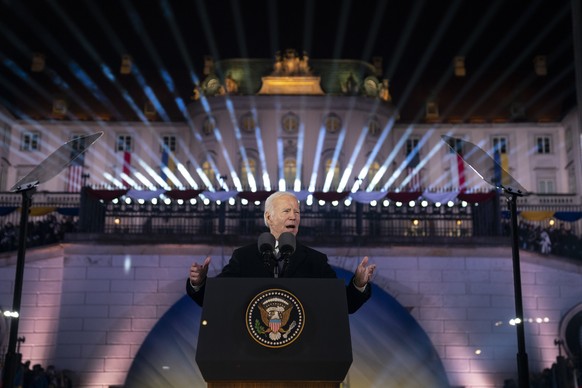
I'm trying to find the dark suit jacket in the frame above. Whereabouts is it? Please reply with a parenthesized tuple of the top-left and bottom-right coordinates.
(186, 241, 371, 313)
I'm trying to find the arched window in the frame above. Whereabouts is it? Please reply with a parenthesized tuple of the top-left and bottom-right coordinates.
(324, 113, 342, 134)
(368, 117, 380, 137)
(240, 112, 256, 134)
(324, 158, 340, 190)
(202, 161, 215, 189)
(241, 158, 257, 190)
(202, 116, 216, 136)
(282, 113, 299, 134)
(367, 161, 380, 187)
(284, 158, 296, 188)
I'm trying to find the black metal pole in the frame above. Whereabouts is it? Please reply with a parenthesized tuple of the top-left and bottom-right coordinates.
(508, 194, 529, 387)
(2, 188, 35, 388)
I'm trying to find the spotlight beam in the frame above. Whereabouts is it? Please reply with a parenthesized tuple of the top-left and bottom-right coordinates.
(308, 124, 326, 192)
(337, 121, 370, 192)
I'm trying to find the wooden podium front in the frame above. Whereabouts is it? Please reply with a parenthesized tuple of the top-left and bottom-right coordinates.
(196, 278, 352, 387)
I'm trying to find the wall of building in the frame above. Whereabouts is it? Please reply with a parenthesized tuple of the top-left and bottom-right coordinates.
(4, 107, 575, 199)
(1, 243, 581, 388)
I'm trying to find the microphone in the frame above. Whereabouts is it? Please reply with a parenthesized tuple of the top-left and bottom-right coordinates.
(258, 232, 276, 269)
(278, 232, 296, 276)
(278, 232, 296, 257)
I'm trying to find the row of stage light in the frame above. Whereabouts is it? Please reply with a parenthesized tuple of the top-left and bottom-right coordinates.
(110, 195, 472, 209)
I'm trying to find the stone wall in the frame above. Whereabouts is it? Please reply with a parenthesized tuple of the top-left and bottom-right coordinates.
(1, 243, 581, 388)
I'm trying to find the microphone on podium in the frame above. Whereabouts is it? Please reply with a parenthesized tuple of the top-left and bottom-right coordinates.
(278, 232, 296, 257)
(278, 232, 296, 276)
(258, 232, 276, 270)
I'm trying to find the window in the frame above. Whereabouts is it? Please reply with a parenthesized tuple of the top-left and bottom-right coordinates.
(202, 161, 215, 187)
(367, 161, 380, 185)
(282, 113, 299, 134)
(202, 116, 216, 136)
(492, 136, 508, 154)
(426, 102, 439, 120)
(240, 113, 256, 133)
(117, 135, 132, 152)
(144, 101, 156, 119)
(241, 158, 257, 189)
(70, 134, 86, 153)
(406, 137, 420, 166)
(324, 158, 340, 190)
(446, 136, 463, 154)
(161, 135, 177, 152)
(324, 113, 341, 134)
(538, 179, 555, 193)
(368, 118, 380, 137)
(21, 131, 40, 151)
(536, 136, 551, 154)
(406, 138, 419, 155)
(284, 158, 296, 188)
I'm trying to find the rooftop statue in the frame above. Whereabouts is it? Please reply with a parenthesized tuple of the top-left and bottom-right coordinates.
(272, 49, 312, 77)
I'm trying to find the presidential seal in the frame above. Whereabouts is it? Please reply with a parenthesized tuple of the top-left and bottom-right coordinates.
(246, 288, 305, 348)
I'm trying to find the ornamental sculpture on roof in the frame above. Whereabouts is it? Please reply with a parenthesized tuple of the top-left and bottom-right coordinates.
(258, 49, 324, 95)
(272, 49, 312, 76)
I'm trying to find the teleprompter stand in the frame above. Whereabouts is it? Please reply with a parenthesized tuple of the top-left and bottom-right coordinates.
(196, 278, 352, 387)
(1, 132, 102, 388)
(442, 135, 530, 388)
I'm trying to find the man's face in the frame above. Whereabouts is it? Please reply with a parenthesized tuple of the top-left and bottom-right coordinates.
(265, 195, 300, 240)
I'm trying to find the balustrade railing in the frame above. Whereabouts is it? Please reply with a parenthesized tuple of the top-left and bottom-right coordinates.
(0, 191, 580, 251)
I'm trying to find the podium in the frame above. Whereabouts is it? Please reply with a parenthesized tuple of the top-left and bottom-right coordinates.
(196, 278, 352, 387)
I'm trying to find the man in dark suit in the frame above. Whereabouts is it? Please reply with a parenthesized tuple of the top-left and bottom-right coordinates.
(186, 191, 375, 313)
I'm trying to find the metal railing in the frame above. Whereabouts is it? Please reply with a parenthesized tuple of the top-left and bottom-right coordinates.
(0, 191, 580, 249)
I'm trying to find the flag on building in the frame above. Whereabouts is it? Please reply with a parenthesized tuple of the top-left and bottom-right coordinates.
(456, 152, 465, 191)
(493, 138, 510, 188)
(66, 137, 85, 192)
(500, 153, 509, 186)
(160, 145, 176, 185)
(448, 139, 465, 191)
(122, 150, 131, 187)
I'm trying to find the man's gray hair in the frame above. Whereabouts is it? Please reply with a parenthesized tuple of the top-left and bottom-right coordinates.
(264, 191, 298, 227)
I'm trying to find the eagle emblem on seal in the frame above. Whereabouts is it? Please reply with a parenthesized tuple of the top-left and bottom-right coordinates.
(246, 289, 304, 348)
